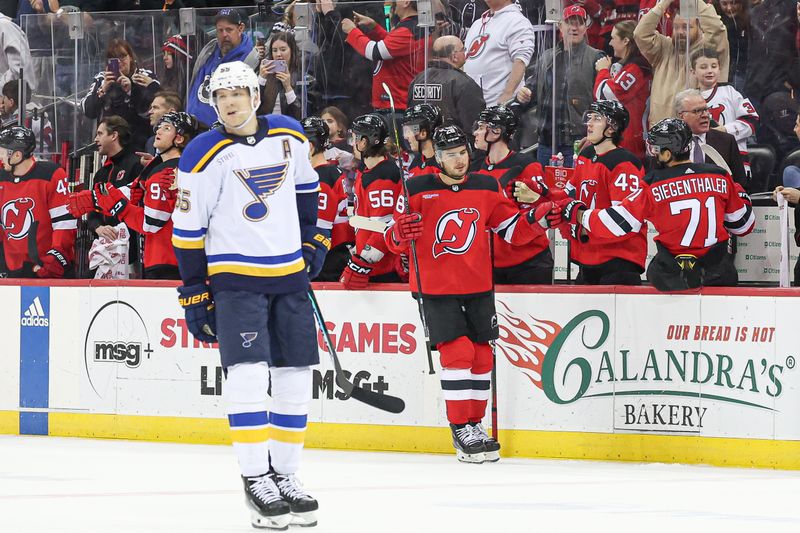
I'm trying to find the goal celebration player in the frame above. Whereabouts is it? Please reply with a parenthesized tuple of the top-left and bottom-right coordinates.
(384, 124, 552, 463)
(171, 61, 330, 530)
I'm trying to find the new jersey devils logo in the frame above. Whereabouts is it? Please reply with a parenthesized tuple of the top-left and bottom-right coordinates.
(433, 208, 480, 258)
(708, 103, 725, 124)
(466, 35, 490, 60)
(1, 197, 36, 240)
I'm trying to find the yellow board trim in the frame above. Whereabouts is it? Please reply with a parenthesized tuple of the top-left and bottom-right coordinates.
(171, 236, 205, 249)
(14, 412, 800, 470)
(191, 139, 234, 173)
(0, 410, 19, 435)
(207, 260, 305, 277)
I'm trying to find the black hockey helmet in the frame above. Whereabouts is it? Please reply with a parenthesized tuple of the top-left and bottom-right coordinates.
(0, 126, 36, 159)
(349, 114, 388, 146)
(301, 116, 331, 151)
(157, 111, 201, 138)
(476, 105, 518, 137)
(433, 125, 468, 151)
(647, 118, 693, 159)
(586, 100, 630, 133)
(402, 104, 443, 134)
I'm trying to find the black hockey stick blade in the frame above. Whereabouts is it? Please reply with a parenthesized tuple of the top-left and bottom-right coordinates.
(350, 385, 405, 414)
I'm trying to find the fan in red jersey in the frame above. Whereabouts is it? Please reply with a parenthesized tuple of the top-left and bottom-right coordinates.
(302, 116, 350, 281)
(384, 125, 552, 464)
(402, 103, 443, 177)
(0, 127, 76, 278)
(69, 112, 203, 279)
(340, 114, 402, 289)
(472, 105, 552, 284)
(529, 100, 648, 285)
(546, 118, 755, 291)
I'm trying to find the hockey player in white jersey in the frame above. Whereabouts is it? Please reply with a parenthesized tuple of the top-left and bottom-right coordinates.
(171, 61, 329, 530)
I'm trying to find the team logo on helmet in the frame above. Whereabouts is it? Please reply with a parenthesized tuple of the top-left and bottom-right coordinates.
(235, 162, 290, 221)
(466, 35, 490, 60)
(432, 208, 480, 258)
(1, 197, 36, 240)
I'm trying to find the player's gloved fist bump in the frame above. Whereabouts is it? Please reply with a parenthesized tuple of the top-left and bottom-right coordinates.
(35, 249, 68, 278)
(302, 230, 331, 280)
(393, 212, 423, 242)
(177, 284, 217, 343)
(66, 189, 99, 217)
(548, 198, 585, 228)
(528, 201, 555, 224)
(94, 183, 129, 217)
(340, 254, 373, 290)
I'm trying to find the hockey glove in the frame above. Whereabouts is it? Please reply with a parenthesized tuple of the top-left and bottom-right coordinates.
(390, 212, 423, 245)
(546, 198, 585, 228)
(177, 284, 218, 344)
(340, 254, 373, 290)
(394, 253, 410, 283)
(302, 229, 331, 280)
(734, 183, 752, 206)
(152, 168, 178, 201)
(528, 201, 556, 224)
(94, 183, 129, 218)
(66, 189, 100, 218)
(129, 177, 145, 206)
(35, 249, 69, 278)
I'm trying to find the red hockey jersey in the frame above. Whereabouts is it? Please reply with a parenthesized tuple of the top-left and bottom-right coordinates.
(594, 61, 652, 160)
(567, 146, 648, 268)
(0, 160, 76, 272)
(582, 163, 755, 257)
(406, 153, 441, 178)
(354, 157, 402, 277)
(346, 16, 429, 111)
(315, 161, 353, 247)
(385, 172, 543, 297)
(474, 151, 550, 268)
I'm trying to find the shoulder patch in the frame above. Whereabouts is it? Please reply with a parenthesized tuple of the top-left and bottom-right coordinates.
(361, 159, 401, 189)
(179, 129, 233, 173)
(598, 147, 643, 172)
(407, 173, 444, 196)
(464, 172, 500, 193)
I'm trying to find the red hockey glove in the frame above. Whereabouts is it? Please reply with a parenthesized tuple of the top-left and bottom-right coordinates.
(94, 183, 129, 217)
(129, 177, 145, 206)
(509, 174, 549, 202)
(546, 198, 585, 228)
(340, 255, 373, 290)
(528, 201, 556, 224)
(390, 212, 423, 244)
(394, 253, 409, 283)
(35, 248, 69, 278)
(152, 168, 178, 201)
(66, 189, 99, 218)
(733, 183, 751, 206)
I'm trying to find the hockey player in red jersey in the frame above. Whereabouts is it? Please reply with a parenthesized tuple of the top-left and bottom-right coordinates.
(539, 100, 647, 285)
(546, 119, 755, 291)
(0, 127, 76, 278)
(341, 2, 428, 113)
(384, 125, 552, 463)
(402, 103, 443, 177)
(70, 112, 202, 279)
(340, 114, 402, 289)
(472, 105, 552, 284)
(302, 116, 350, 281)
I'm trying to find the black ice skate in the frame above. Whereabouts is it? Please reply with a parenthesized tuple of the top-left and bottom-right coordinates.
(242, 474, 291, 530)
(469, 422, 501, 462)
(272, 472, 319, 527)
(450, 423, 486, 463)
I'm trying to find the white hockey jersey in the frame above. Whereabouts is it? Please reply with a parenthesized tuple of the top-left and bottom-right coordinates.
(463, 4, 536, 106)
(702, 83, 759, 156)
(172, 115, 320, 294)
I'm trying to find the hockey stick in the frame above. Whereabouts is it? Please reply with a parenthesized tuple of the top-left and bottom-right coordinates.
(349, 215, 388, 233)
(381, 82, 435, 375)
(307, 287, 406, 414)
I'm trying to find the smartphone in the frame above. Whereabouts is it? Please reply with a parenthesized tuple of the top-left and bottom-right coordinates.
(107, 58, 121, 79)
(272, 59, 288, 73)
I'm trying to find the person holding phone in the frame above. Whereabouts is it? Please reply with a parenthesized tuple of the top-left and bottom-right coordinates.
(257, 31, 303, 119)
(81, 38, 160, 152)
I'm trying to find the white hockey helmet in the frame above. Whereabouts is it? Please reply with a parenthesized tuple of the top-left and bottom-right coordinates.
(209, 61, 260, 129)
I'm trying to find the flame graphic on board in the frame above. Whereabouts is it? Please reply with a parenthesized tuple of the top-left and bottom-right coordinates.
(496, 301, 562, 390)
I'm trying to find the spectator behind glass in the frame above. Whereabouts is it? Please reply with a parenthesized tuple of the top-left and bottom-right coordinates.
(143, 90, 181, 157)
(258, 31, 302, 120)
(0, 12, 35, 93)
(0, 79, 54, 154)
(187, 8, 259, 127)
(320, 105, 355, 170)
(81, 38, 160, 152)
(714, 0, 750, 92)
(635, 0, 729, 125)
(160, 35, 190, 100)
(594, 20, 653, 160)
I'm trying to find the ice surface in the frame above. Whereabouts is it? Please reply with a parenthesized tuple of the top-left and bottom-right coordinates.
(1, 436, 799, 532)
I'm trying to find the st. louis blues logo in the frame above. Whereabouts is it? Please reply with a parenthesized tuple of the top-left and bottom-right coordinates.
(235, 162, 289, 221)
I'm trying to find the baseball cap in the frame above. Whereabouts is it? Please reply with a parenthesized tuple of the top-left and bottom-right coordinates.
(563, 5, 588, 21)
(214, 8, 244, 26)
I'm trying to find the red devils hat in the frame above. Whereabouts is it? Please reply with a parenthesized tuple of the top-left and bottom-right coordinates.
(563, 5, 588, 21)
(162, 35, 191, 60)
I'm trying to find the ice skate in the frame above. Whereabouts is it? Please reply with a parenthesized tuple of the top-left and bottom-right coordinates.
(242, 474, 292, 530)
(272, 472, 319, 527)
(450, 423, 486, 463)
(469, 422, 501, 462)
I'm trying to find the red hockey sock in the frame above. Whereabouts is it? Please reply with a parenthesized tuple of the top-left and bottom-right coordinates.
(438, 337, 475, 425)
